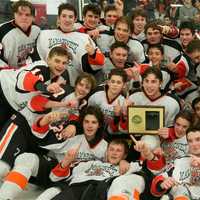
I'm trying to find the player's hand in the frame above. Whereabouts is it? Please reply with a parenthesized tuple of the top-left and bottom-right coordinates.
(47, 82, 63, 94)
(61, 144, 80, 168)
(114, 99, 121, 116)
(60, 124, 76, 140)
(158, 127, 169, 139)
(87, 29, 100, 40)
(190, 154, 200, 167)
(160, 177, 177, 190)
(119, 160, 130, 175)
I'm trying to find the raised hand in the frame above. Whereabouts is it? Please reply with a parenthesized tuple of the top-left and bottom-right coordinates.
(158, 127, 169, 139)
(61, 144, 81, 168)
(114, 99, 122, 116)
(85, 37, 96, 55)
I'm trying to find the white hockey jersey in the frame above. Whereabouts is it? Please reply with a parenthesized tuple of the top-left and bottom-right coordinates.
(0, 20, 40, 67)
(34, 29, 105, 86)
(128, 91, 180, 127)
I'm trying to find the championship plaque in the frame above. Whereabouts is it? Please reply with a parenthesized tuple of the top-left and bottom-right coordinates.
(128, 106, 165, 134)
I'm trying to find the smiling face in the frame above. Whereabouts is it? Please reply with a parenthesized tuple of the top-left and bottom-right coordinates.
(83, 11, 100, 29)
(114, 22, 130, 43)
(148, 47, 163, 67)
(174, 117, 190, 138)
(142, 73, 161, 99)
(106, 143, 126, 165)
(133, 15, 146, 34)
(83, 114, 99, 141)
(188, 131, 200, 156)
(110, 47, 128, 68)
(180, 28, 194, 49)
(58, 9, 76, 32)
(75, 78, 92, 99)
(14, 6, 33, 31)
(108, 75, 125, 97)
(48, 54, 68, 77)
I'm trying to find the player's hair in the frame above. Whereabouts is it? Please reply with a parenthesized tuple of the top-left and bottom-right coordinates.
(144, 21, 162, 35)
(186, 39, 200, 54)
(179, 21, 195, 35)
(108, 139, 129, 156)
(104, 4, 117, 15)
(12, 0, 35, 16)
(79, 105, 104, 127)
(142, 67, 163, 82)
(108, 68, 128, 83)
(48, 46, 72, 61)
(58, 3, 77, 18)
(114, 16, 131, 32)
(110, 41, 130, 53)
(192, 97, 200, 110)
(75, 73, 97, 91)
(147, 44, 164, 55)
(82, 4, 101, 17)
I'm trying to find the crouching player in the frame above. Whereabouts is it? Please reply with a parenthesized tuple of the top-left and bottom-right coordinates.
(151, 125, 200, 200)
(107, 135, 165, 200)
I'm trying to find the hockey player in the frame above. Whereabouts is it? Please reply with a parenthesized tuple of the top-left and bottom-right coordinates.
(0, 73, 96, 178)
(142, 22, 182, 65)
(167, 39, 200, 103)
(191, 97, 200, 126)
(38, 139, 130, 200)
(0, 106, 107, 200)
(33, 3, 105, 86)
(151, 125, 200, 200)
(0, 46, 71, 128)
(158, 111, 192, 165)
(88, 68, 128, 139)
(96, 16, 146, 64)
(94, 41, 129, 84)
(128, 67, 180, 128)
(0, 0, 40, 67)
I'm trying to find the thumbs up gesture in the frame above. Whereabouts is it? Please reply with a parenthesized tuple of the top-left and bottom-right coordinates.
(85, 37, 96, 56)
(114, 99, 122, 116)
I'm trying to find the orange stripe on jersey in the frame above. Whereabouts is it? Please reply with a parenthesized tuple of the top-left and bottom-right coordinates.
(51, 163, 70, 177)
(4, 171, 28, 190)
(88, 49, 105, 65)
(175, 196, 189, 200)
(29, 95, 49, 112)
(133, 189, 140, 200)
(0, 123, 17, 155)
(108, 195, 129, 200)
(23, 72, 40, 91)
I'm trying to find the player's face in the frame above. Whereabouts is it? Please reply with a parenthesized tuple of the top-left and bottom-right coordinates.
(194, 101, 200, 118)
(180, 28, 194, 48)
(188, 131, 200, 156)
(148, 48, 163, 67)
(83, 114, 99, 141)
(83, 11, 100, 29)
(108, 75, 125, 96)
(142, 73, 161, 99)
(133, 16, 146, 33)
(114, 22, 130, 43)
(58, 9, 76, 32)
(48, 55, 68, 77)
(75, 78, 92, 99)
(107, 143, 126, 165)
(188, 50, 200, 64)
(146, 28, 162, 44)
(110, 47, 128, 68)
(105, 10, 118, 26)
(174, 117, 190, 138)
(14, 6, 33, 31)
